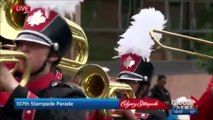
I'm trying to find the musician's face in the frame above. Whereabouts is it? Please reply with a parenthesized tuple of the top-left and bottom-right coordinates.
(136, 84, 150, 98)
(118, 80, 150, 98)
(17, 41, 50, 73)
(128, 81, 140, 93)
(118, 80, 140, 93)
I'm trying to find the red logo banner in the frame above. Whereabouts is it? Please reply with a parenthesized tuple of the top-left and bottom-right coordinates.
(119, 98, 170, 110)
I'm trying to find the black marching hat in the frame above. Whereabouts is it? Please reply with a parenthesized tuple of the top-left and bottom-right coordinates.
(115, 8, 167, 84)
(15, 7, 72, 58)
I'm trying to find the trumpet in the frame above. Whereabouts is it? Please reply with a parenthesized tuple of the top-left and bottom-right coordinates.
(0, 50, 31, 89)
(105, 81, 136, 118)
(1, 1, 136, 118)
(1, 0, 89, 92)
(149, 29, 213, 59)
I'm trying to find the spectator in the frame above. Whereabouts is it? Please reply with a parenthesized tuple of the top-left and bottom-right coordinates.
(150, 74, 171, 105)
(149, 74, 171, 119)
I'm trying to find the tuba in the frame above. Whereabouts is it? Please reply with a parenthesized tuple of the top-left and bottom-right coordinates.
(0, 0, 88, 78)
(60, 58, 136, 117)
(0, 0, 89, 64)
(58, 59, 135, 100)
(0, 1, 136, 113)
(0, 1, 31, 89)
(149, 29, 213, 59)
(0, 0, 119, 100)
(58, 59, 110, 98)
(0, 0, 92, 95)
(0, 0, 89, 88)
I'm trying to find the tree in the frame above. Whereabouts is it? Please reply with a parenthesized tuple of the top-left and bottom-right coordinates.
(197, 7, 213, 75)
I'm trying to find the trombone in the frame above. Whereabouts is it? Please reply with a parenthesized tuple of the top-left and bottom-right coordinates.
(149, 29, 213, 59)
(1, 1, 136, 117)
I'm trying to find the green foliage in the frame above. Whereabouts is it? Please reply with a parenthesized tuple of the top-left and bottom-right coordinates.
(197, 7, 213, 75)
(197, 7, 213, 29)
(198, 33, 213, 75)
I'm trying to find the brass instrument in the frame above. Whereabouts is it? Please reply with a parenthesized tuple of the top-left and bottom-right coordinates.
(105, 81, 136, 118)
(0, 0, 24, 40)
(1, 0, 90, 92)
(59, 58, 134, 99)
(1, 0, 89, 91)
(108, 81, 135, 99)
(60, 58, 136, 117)
(60, 58, 136, 116)
(149, 29, 213, 59)
(0, 1, 31, 89)
(0, 0, 108, 99)
(1, 1, 135, 118)
(58, 60, 110, 98)
(0, 0, 106, 99)
(62, 19, 88, 65)
(0, 50, 31, 88)
(0, 0, 89, 65)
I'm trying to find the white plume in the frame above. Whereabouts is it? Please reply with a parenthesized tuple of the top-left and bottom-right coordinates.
(115, 7, 167, 61)
(25, 0, 84, 18)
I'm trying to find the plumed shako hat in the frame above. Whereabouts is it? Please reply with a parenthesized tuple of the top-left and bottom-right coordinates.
(115, 8, 167, 83)
(15, 0, 84, 59)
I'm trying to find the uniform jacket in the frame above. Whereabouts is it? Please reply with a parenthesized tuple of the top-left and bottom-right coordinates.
(150, 85, 171, 104)
(148, 85, 171, 120)
(0, 67, 88, 120)
(89, 110, 113, 120)
(190, 76, 213, 120)
(88, 110, 157, 120)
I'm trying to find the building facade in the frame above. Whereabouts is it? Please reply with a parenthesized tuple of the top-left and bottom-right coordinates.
(80, 0, 213, 62)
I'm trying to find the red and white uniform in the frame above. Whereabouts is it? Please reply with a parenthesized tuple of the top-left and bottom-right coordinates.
(190, 76, 213, 120)
(89, 110, 113, 120)
(0, 63, 62, 120)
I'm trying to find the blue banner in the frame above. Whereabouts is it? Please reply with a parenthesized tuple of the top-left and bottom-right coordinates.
(171, 109, 198, 115)
(14, 98, 119, 110)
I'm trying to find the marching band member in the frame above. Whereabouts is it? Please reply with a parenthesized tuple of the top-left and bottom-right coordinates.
(88, 67, 113, 120)
(0, 1, 88, 120)
(114, 7, 167, 120)
(89, 7, 167, 120)
(190, 75, 213, 120)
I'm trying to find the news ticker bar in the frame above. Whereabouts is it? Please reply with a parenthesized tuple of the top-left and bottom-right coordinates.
(15, 98, 118, 110)
(171, 109, 198, 115)
(14, 98, 170, 110)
